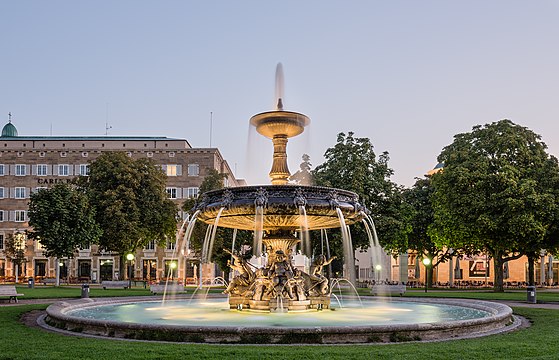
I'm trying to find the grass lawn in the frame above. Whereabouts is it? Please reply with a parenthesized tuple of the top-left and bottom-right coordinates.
(10, 285, 228, 299)
(0, 301, 558, 359)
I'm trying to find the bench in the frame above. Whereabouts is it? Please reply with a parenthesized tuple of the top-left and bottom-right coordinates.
(371, 284, 406, 296)
(0, 285, 24, 303)
(150, 284, 185, 295)
(42, 278, 57, 285)
(101, 280, 129, 289)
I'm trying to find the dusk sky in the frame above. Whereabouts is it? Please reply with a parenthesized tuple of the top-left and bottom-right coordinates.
(2, 1, 559, 187)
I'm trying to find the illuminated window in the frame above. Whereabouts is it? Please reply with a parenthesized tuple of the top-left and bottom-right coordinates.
(166, 165, 178, 176)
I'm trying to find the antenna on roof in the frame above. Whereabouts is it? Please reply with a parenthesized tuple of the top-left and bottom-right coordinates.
(105, 103, 112, 136)
(209, 111, 213, 147)
(8, 112, 12, 123)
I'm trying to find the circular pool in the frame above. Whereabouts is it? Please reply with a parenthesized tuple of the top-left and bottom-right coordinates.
(44, 296, 515, 344)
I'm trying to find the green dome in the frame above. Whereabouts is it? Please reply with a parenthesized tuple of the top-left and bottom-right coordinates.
(1, 122, 18, 137)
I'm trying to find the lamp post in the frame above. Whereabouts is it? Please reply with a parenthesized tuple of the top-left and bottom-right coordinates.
(422, 257, 431, 293)
(169, 261, 177, 281)
(374, 264, 382, 283)
(126, 253, 135, 289)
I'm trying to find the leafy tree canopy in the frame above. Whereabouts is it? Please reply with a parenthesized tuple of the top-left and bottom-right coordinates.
(432, 119, 559, 291)
(27, 183, 101, 259)
(312, 132, 410, 255)
(80, 152, 178, 255)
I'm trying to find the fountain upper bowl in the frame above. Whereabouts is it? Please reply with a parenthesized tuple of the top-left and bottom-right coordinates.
(194, 185, 365, 231)
(250, 110, 310, 139)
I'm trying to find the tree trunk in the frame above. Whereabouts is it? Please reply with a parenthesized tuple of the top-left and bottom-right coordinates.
(119, 255, 126, 281)
(427, 266, 434, 288)
(55, 258, 60, 287)
(493, 256, 504, 292)
(527, 254, 536, 286)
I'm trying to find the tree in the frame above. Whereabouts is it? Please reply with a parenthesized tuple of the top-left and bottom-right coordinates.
(80, 152, 178, 278)
(289, 154, 313, 185)
(432, 120, 559, 292)
(312, 132, 410, 276)
(404, 177, 454, 288)
(4, 232, 27, 283)
(27, 183, 101, 286)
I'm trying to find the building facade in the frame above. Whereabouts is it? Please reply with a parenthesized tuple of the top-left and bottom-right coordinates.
(0, 120, 244, 284)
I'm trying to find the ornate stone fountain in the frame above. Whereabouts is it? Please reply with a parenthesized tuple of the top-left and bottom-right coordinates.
(194, 68, 365, 311)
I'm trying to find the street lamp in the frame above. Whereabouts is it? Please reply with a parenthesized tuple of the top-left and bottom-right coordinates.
(374, 264, 382, 282)
(422, 257, 431, 293)
(126, 253, 135, 289)
(169, 261, 178, 281)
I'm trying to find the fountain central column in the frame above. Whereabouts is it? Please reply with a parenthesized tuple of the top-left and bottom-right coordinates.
(270, 134, 290, 185)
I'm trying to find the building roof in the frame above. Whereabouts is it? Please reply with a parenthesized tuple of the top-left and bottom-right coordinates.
(1, 122, 18, 137)
(0, 135, 183, 141)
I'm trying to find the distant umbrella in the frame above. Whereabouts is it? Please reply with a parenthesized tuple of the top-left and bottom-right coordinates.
(548, 256, 554, 284)
(454, 257, 462, 279)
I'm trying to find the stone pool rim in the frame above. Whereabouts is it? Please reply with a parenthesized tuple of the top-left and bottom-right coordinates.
(44, 296, 514, 344)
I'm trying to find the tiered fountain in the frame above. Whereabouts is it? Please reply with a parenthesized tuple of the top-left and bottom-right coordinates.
(43, 65, 515, 344)
(194, 86, 364, 312)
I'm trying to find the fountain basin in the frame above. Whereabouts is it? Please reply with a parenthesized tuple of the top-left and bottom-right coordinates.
(43, 296, 514, 344)
(195, 185, 365, 230)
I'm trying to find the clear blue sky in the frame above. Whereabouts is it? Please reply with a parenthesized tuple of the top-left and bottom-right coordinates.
(2, 1, 558, 186)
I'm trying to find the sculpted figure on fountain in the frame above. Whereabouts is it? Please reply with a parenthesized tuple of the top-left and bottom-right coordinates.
(223, 249, 256, 295)
(308, 255, 337, 296)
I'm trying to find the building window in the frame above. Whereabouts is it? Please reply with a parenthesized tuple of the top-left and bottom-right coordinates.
(58, 164, 69, 176)
(39, 152, 46, 157)
(0, 164, 4, 176)
(60, 152, 67, 157)
(0, 234, 3, 250)
(79, 164, 90, 176)
(166, 187, 177, 199)
(17, 152, 24, 157)
(187, 164, 199, 176)
(144, 240, 156, 251)
(81, 152, 88, 157)
(0, 187, 4, 199)
(15, 164, 26, 176)
(147, 152, 153, 158)
(37, 164, 48, 176)
(15, 187, 26, 199)
(166, 241, 176, 250)
(169, 152, 175, 158)
(15, 210, 26, 222)
(0, 211, 4, 222)
(186, 187, 199, 198)
(165, 165, 180, 176)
